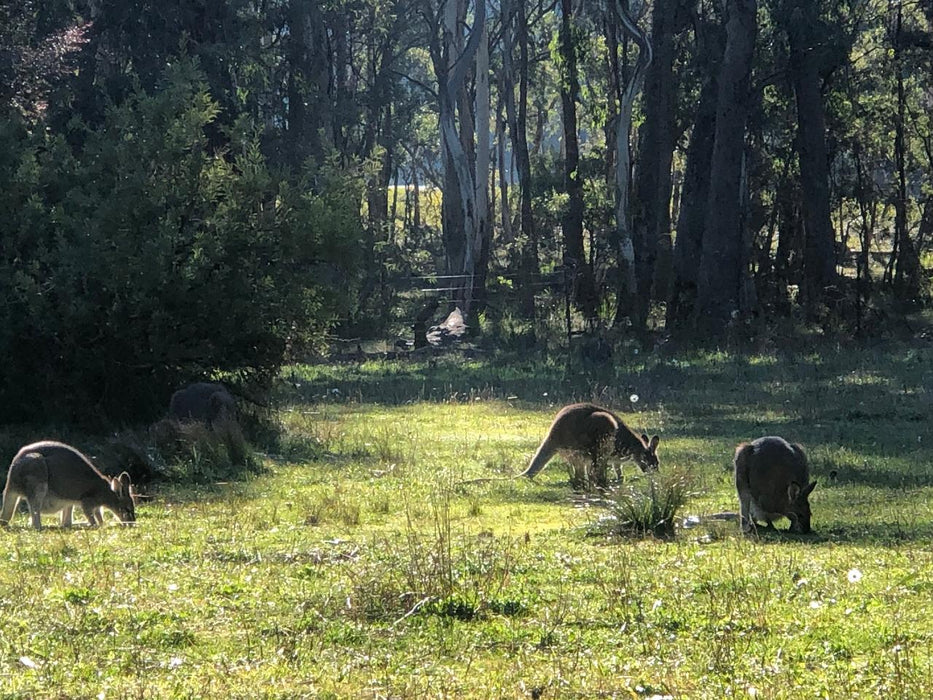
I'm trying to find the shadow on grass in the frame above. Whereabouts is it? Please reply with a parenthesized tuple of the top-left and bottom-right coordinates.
(741, 522, 933, 546)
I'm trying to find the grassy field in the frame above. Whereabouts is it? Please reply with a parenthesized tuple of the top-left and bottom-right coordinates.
(0, 339, 932, 698)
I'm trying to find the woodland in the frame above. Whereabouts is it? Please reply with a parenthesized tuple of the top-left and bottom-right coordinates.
(1, 0, 932, 423)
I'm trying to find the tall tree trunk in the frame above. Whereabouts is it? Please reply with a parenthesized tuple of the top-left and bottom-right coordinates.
(429, 0, 486, 317)
(694, 0, 757, 334)
(502, 0, 539, 321)
(610, 0, 652, 330)
(631, 0, 684, 328)
(470, 18, 491, 314)
(558, 0, 597, 319)
(668, 15, 725, 326)
(785, 2, 837, 309)
(891, 0, 921, 300)
(286, 0, 328, 169)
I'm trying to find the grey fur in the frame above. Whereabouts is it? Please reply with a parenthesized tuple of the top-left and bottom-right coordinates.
(169, 382, 236, 425)
(734, 436, 816, 534)
(1, 441, 137, 529)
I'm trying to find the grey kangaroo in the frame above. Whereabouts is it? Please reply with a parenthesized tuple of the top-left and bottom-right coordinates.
(734, 436, 816, 534)
(522, 403, 660, 488)
(1, 441, 138, 529)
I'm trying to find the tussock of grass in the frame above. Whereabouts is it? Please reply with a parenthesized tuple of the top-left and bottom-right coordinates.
(591, 468, 698, 538)
(148, 415, 261, 483)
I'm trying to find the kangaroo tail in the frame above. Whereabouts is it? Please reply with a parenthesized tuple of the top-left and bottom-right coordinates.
(521, 438, 558, 479)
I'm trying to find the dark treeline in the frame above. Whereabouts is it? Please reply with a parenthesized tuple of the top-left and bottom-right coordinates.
(0, 0, 931, 423)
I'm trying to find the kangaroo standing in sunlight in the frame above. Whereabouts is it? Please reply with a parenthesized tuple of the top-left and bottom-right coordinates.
(734, 436, 816, 534)
(1, 441, 138, 529)
(521, 403, 660, 489)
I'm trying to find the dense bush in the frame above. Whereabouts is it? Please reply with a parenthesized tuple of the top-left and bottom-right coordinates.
(0, 63, 362, 424)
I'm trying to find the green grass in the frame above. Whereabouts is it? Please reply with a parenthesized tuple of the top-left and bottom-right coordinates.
(1, 340, 932, 697)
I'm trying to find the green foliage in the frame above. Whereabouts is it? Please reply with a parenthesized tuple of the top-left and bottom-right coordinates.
(0, 62, 362, 423)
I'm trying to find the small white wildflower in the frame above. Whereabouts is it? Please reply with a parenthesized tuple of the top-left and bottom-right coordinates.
(747, 687, 759, 698)
(19, 656, 39, 669)
(847, 568, 863, 583)
(809, 600, 822, 609)
(794, 577, 808, 588)
(168, 656, 183, 669)
(652, 599, 663, 611)
(630, 393, 639, 403)
(167, 583, 179, 592)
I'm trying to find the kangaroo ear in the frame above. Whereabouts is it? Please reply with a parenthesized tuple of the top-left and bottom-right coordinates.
(648, 435, 660, 453)
(641, 433, 650, 445)
(118, 472, 132, 486)
(787, 482, 801, 501)
(802, 480, 817, 497)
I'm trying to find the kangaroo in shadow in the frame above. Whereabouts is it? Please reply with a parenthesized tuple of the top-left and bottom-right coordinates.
(734, 436, 816, 534)
(522, 403, 660, 489)
(169, 382, 236, 427)
(1, 441, 138, 529)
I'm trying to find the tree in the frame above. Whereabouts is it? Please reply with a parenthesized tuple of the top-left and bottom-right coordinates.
(694, 0, 758, 334)
(609, 0, 652, 330)
(424, 0, 488, 317)
(557, 0, 598, 319)
(630, 0, 688, 329)
(778, 0, 839, 308)
(668, 7, 726, 325)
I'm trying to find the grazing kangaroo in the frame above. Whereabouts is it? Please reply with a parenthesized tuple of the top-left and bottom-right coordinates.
(734, 436, 816, 534)
(0, 441, 138, 529)
(522, 403, 660, 488)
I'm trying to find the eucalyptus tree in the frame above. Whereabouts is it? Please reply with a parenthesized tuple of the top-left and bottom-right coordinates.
(420, 0, 490, 317)
(608, 0, 652, 330)
(694, 0, 758, 334)
(556, 0, 598, 319)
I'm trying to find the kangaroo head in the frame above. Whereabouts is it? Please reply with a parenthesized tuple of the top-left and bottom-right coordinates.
(110, 472, 138, 525)
(785, 480, 817, 534)
(635, 434, 661, 472)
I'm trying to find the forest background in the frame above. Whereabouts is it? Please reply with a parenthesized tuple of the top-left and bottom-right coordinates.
(1, 0, 932, 424)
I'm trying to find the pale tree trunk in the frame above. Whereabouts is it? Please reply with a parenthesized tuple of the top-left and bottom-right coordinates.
(611, 0, 652, 330)
(428, 0, 486, 318)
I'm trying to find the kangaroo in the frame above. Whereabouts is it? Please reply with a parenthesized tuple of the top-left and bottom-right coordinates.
(734, 436, 816, 534)
(169, 382, 236, 426)
(522, 403, 660, 488)
(0, 441, 138, 529)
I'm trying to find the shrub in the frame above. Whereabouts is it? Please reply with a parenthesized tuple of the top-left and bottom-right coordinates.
(0, 61, 363, 425)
